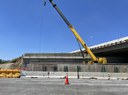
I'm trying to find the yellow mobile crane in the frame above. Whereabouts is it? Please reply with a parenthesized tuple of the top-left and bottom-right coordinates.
(48, 0, 107, 64)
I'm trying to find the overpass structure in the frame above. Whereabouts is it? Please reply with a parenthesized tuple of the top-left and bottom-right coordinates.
(72, 36, 128, 63)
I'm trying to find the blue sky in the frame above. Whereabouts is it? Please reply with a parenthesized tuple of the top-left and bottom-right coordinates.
(0, 0, 128, 60)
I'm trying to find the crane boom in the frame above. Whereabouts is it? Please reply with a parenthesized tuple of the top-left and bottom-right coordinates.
(49, 0, 107, 64)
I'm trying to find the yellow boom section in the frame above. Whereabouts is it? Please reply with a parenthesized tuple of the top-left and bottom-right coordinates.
(49, 0, 107, 64)
(69, 26, 97, 61)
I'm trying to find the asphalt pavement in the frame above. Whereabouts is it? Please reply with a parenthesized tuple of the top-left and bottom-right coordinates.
(0, 78, 128, 95)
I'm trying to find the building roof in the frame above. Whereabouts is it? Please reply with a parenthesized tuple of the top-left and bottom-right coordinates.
(23, 53, 89, 59)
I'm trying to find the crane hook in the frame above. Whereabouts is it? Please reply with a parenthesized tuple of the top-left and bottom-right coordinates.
(43, 0, 46, 6)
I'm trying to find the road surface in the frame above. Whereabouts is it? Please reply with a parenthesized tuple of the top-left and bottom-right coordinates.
(0, 78, 128, 95)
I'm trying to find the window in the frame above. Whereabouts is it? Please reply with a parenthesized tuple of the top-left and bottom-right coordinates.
(114, 66, 119, 73)
(64, 66, 68, 72)
(101, 66, 106, 72)
(43, 66, 47, 71)
(77, 66, 81, 72)
(53, 66, 58, 72)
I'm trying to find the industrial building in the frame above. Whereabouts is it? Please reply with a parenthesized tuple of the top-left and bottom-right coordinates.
(22, 52, 128, 72)
(22, 53, 89, 72)
(21, 37, 128, 72)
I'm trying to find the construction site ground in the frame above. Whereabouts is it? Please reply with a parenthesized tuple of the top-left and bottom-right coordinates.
(0, 78, 128, 95)
(0, 63, 14, 69)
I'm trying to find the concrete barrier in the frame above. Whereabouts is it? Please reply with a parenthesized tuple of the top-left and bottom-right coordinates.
(21, 71, 128, 80)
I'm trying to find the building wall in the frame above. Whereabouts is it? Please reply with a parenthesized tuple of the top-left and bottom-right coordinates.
(23, 58, 86, 71)
(24, 62, 128, 73)
(22, 53, 128, 73)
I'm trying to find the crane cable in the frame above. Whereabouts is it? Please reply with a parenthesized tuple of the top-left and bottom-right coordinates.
(39, 0, 46, 52)
(43, 0, 84, 59)
(76, 39, 85, 58)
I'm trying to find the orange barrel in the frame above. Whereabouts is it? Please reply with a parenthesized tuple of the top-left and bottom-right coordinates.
(5, 69, 13, 73)
(12, 69, 20, 73)
(0, 69, 21, 78)
(0, 69, 5, 73)
(13, 73, 20, 78)
(6, 73, 13, 78)
(0, 73, 6, 78)
(0, 74, 3, 78)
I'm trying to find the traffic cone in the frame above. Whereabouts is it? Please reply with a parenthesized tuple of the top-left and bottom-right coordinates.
(65, 74, 69, 85)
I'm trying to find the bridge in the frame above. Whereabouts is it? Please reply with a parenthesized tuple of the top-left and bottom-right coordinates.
(72, 36, 128, 63)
